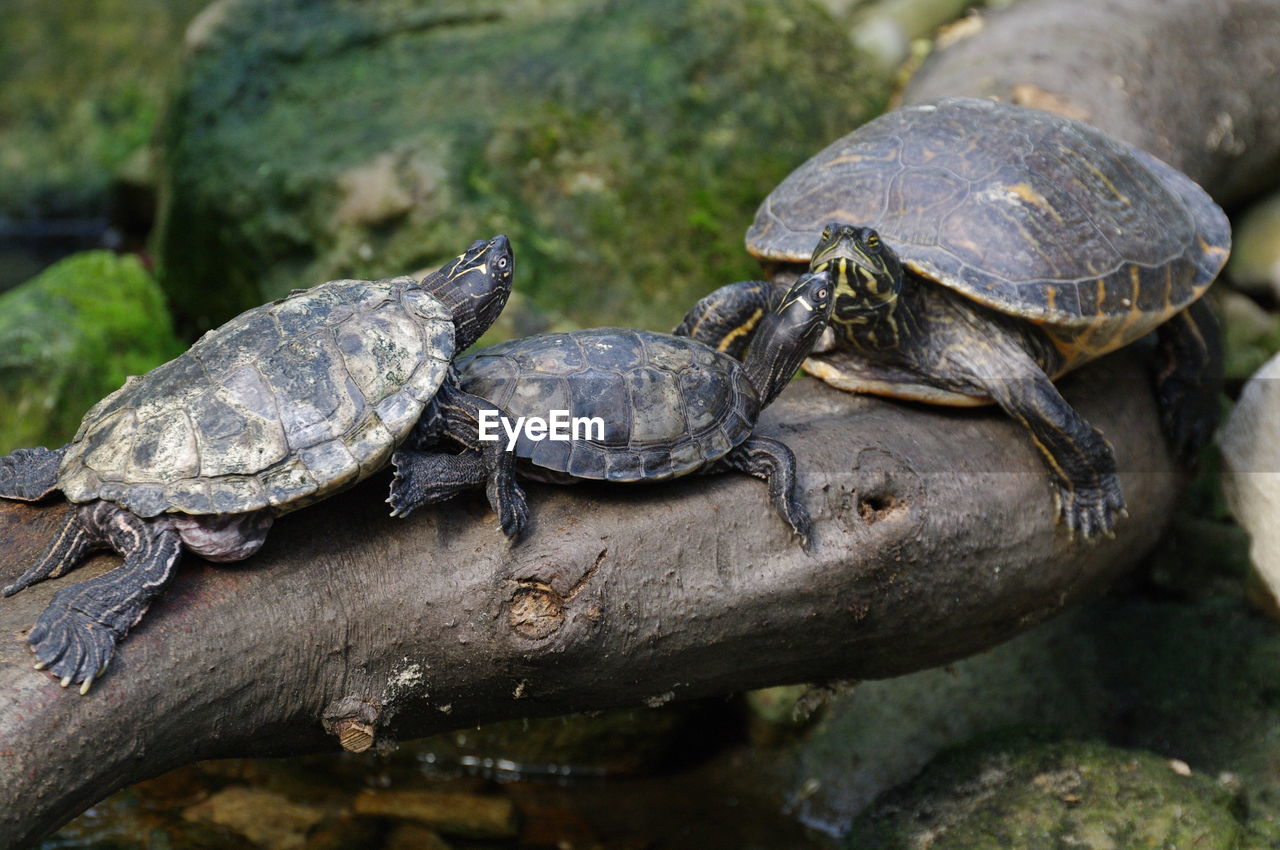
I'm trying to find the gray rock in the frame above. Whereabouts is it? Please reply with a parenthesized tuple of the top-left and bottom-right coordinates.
(1228, 193, 1280, 299)
(153, 0, 890, 333)
(845, 735, 1249, 849)
(0, 251, 182, 454)
(1222, 351, 1280, 609)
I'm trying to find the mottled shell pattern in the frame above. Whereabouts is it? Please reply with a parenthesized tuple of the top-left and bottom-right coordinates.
(748, 97, 1230, 358)
(458, 329, 758, 481)
(58, 278, 455, 517)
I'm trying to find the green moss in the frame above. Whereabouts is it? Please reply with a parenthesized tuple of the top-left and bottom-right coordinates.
(0, 0, 208, 217)
(0, 251, 183, 453)
(847, 734, 1247, 849)
(1222, 290, 1280, 383)
(155, 0, 889, 334)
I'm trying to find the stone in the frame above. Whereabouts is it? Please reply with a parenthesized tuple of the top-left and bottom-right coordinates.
(153, 0, 889, 333)
(1221, 351, 1280, 609)
(0, 0, 207, 219)
(1221, 289, 1280, 383)
(845, 735, 1249, 849)
(1227, 192, 1280, 299)
(182, 786, 326, 850)
(0, 251, 182, 454)
(352, 790, 518, 839)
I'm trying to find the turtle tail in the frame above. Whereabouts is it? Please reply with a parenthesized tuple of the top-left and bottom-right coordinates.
(0, 445, 67, 502)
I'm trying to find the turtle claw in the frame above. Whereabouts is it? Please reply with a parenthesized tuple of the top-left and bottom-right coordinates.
(783, 502, 814, 552)
(492, 477, 529, 542)
(1054, 474, 1126, 542)
(28, 596, 120, 694)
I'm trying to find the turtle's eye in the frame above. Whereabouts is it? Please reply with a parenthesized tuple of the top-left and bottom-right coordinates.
(866, 233, 881, 251)
(816, 288, 829, 300)
(821, 226, 832, 241)
(496, 256, 510, 271)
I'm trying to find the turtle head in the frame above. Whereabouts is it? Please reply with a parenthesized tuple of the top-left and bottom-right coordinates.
(421, 234, 514, 349)
(742, 269, 834, 407)
(810, 223, 902, 320)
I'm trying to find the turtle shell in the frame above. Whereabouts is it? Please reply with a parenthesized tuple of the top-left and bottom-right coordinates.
(457, 329, 759, 482)
(58, 277, 455, 518)
(747, 97, 1229, 347)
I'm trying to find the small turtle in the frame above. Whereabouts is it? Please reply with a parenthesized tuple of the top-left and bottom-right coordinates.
(0, 235, 526, 691)
(388, 271, 835, 547)
(679, 98, 1229, 539)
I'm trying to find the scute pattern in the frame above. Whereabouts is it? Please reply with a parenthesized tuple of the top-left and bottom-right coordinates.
(58, 276, 455, 517)
(457, 329, 760, 482)
(747, 97, 1230, 349)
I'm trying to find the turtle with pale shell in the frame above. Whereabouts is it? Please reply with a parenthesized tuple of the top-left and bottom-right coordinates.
(0, 235, 527, 691)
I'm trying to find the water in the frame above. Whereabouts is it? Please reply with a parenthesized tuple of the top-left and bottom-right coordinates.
(43, 707, 839, 850)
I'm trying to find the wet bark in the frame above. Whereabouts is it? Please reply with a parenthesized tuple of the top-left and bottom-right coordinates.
(3, 0, 1280, 845)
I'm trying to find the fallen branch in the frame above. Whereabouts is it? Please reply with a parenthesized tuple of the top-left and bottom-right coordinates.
(1, 357, 1176, 845)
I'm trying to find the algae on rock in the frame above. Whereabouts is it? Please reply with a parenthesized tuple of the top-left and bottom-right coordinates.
(0, 252, 182, 454)
(155, 0, 888, 334)
(846, 735, 1251, 849)
(0, 0, 208, 219)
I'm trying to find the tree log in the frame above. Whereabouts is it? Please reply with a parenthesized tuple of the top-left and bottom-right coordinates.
(2, 358, 1175, 846)
(3, 0, 1280, 844)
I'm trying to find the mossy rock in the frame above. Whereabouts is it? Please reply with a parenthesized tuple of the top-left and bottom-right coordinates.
(846, 734, 1249, 849)
(154, 0, 888, 334)
(0, 251, 183, 454)
(1227, 191, 1280, 298)
(0, 0, 208, 218)
(1222, 289, 1280, 384)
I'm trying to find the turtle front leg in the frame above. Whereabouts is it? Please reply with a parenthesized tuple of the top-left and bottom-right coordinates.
(982, 369, 1126, 540)
(394, 381, 528, 540)
(704, 435, 813, 550)
(1154, 298, 1222, 460)
(674, 280, 784, 359)
(388, 450, 488, 517)
(26, 501, 182, 693)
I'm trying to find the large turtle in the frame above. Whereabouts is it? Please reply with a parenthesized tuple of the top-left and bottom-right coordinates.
(678, 97, 1230, 540)
(0, 235, 526, 691)
(387, 271, 834, 547)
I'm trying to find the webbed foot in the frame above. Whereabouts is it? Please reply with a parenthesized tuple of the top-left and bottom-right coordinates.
(28, 597, 118, 694)
(390, 449, 529, 541)
(706, 434, 813, 551)
(1053, 474, 1126, 542)
(388, 450, 481, 518)
(17, 503, 181, 693)
(783, 499, 814, 552)
(488, 469, 529, 541)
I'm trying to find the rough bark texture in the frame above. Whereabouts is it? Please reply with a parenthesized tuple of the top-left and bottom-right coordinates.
(3, 0, 1279, 845)
(2, 360, 1176, 846)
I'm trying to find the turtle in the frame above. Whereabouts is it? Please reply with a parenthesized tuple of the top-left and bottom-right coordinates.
(676, 97, 1230, 540)
(386, 270, 835, 548)
(0, 235, 527, 692)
